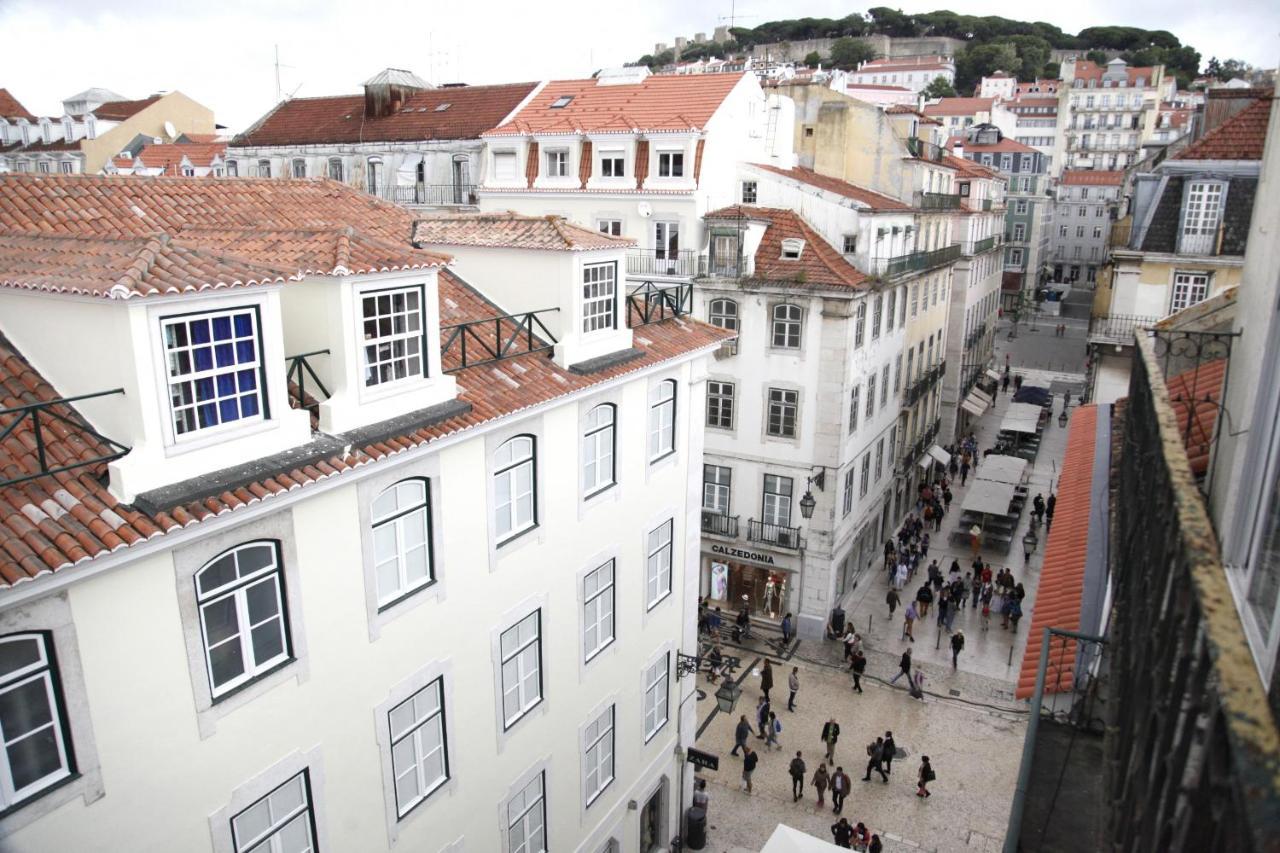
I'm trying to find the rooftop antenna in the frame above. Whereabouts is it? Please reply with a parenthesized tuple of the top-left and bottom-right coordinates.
(273, 45, 297, 103)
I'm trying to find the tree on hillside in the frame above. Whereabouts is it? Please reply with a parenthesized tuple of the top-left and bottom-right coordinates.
(830, 37, 877, 70)
(955, 42, 1020, 92)
(866, 7, 920, 38)
(804, 51, 822, 68)
(922, 77, 957, 99)
(1002, 35, 1052, 80)
(1205, 57, 1253, 81)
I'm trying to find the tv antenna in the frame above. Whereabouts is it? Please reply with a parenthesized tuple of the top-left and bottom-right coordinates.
(273, 45, 302, 102)
(718, 1, 757, 31)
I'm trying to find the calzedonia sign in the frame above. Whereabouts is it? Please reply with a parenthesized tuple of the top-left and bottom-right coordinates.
(710, 544, 776, 566)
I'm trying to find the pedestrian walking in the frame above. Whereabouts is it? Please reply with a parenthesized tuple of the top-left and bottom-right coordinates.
(760, 659, 774, 703)
(915, 583, 932, 619)
(981, 597, 991, 630)
(781, 612, 793, 646)
(886, 587, 900, 618)
(1014, 374, 1023, 391)
(870, 834, 883, 853)
(936, 595, 949, 630)
(756, 696, 771, 738)
(811, 762, 830, 806)
(789, 751, 806, 801)
(830, 766, 850, 814)
(1045, 493, 1056, 534)
(950, 630, 965, 669)
(890, 648, 912, 685)
(1001, 372, 1010, 393)
(850, 649, 866, 693)
(843, 628, 857, 663)
(766, 711, 782, 751)
(902, 601, 917, 642)
(732, 715, 751, 756)
(909, 667, 926, 701)
(882, 731, 897, 775)
(862, 736, 889, 782)
(788, 666, 800, 712)
(852, 823, 871, 850)
(831, 818, 855, 849)
(692, 778, 710, 817)
(1032, 493, 1045, 523)
(917, 756, 935, 798)
(742, 746, 758, 793)
(821, 718, 841, 763)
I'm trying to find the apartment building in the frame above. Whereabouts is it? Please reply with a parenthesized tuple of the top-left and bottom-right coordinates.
(105, 140, 227, 176)
(1054, 58, 1166, 174)
(0, 175, 727, 852)
(1051, 170, 1123, 286)
(849, 56, 956, 94)
(922, 97, 1018, 139)
(231, 69, 538, 208)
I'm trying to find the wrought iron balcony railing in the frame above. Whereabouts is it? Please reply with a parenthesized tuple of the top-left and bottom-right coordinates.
(625, 248, 698, 278)
(440, 309, 559, 372)
(896, 417, 941, 477)
(0, 388, 129, 488)
(904, 360, 946, 407)
(906, 136, 947, 163)
(700, 511, 739, 538)
(697, 253, 749, 279)
(376, 183, 477, 206)
(873, 244, 961, 279)
(627, 281, 692, 328)
(1087, 313, 1158, 346)
(285, 349, 331, 407)
(914, 191, 962, 211)
(963, 235, 1000, 256)
(746, 519, 803, 550)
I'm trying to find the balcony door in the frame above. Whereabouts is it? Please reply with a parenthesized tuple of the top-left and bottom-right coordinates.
(711, 233, 739, 277)
(654, 222, 680, 274)
(452, 157, 470, 204)
(761, 475, 793, 529)
(1180, 181, 1224, 255)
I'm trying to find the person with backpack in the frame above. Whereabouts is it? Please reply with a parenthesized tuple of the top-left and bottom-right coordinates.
(917, 756, 935, 798)
(915, 583, 933, 619)
(830, 766, 850, 814)
(756, 695, 771, 738)
(789, 751, 806, 801)
(862, 736, 889, 782)
(850, 649, 867, 693)
(766, 711, 782, 751)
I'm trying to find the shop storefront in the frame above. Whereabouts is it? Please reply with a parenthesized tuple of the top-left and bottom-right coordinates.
(701, 543, 798, 622)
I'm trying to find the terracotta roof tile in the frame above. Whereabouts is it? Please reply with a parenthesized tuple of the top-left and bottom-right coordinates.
(234, 83, 538, 147)
(1017, 405, 1099, 699)
(704, 205, 868, 290)
(943, 154, 1002, 180)
(749, 164, 912, 211)
(412, 211, 636, 251)
(945, 136, 1039, 155)
(923, 98, 996, 116)
(0, 89, 34, 121)
(128, 142, 227, 175)
(1164, 358, 1226, 477)
(1174, 96, 1273, 161)
(91, 96, 161, 121)
(486, 74, 744, 136)
(1059, 170, 1125, 186)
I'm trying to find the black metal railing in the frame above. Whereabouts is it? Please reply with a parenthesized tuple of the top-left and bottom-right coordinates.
(963, 235, 1000, 255)
(285, 350, 331, 412)
(906, 136, 946, 162)
(377, 183, 477, 206)
(960, 359, 986, 398)
(625, 248, 698, 278)
(904, 360, 946, 407)
(746, 519, 803, 550)
(1106, 334, 1280, 852)
(897, 417, 941, 477)
(627, 281, 692, 327)
(1088, 314, 1157, 345)
(698, 254, 749, 279)
(439, 309, 559, 372)
(914, 191, 962, 210)
(0, 388, 129, 488)
(966, 324, 988, 351)
(700, 511, 739, 538)
(874, 244, 961, 279)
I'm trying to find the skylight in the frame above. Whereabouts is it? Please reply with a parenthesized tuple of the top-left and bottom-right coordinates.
(435, 103, 451, 112)
(550, 96, 573, 109)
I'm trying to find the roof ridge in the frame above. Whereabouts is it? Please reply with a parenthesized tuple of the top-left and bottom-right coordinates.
(1174, 95, 1272, 160)
(111, 233, 172, 298)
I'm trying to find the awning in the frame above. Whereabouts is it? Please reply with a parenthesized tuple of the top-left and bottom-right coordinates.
(961, 396, 986, 417)
(1000, 415, 1040, 434)
(977, 454, 1027, 484)
(961, 480, 1016, 515)
(985, 368, 1002, 381)
(1007, 402, 1045, 420)
(927, 445, 952, 466)
(972, 388, 994, 408)
(917, 455, 933, 471)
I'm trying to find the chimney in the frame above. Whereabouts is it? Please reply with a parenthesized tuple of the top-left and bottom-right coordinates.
(362, 68, 431, 119)
(953, 141, 965, 160)
(1199, 88, 1269, 139)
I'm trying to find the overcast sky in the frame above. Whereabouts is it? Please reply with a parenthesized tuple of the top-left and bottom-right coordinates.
(0, 0, 1276, 130)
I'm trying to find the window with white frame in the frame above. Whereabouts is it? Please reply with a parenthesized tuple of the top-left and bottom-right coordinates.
(545, 149, 568, 177)
(226, 160, 239, 177)
(1015, 199, 1028, 214)
(703, 465, 731, 514)
(875, 437, 884, 481)
(366, 158, 383, 193)
(741, 181, 757, 203)
(643, 653, 670, 741)
(894, 354, 902, 392)
(1171, 272, 1210, 312)
(772, 304, 802, 348)
(854, 302, 866, 348)
(859, 454, 870, 496)
(645, 520, 673, 608)
(597, 219, 622, 236)
(371, 479, 434, 607)
(648, 380, 676, 460)
(848, 385, 860, 434)
(230, 771, 316, 853)
(885, 290, 896, 331)
(500, 611, 542, 728)
(881, 364, 890, 406)
(582, 404, 616, 497)
(583, 560, 615, 661)
(493, 151, 516, 181)
(872, 295, 882, 339)
(762, 475, 793, 527)
(843, 235, 857, 255)
(162, 307, 265, 438)
(291, 159, 306, 178)
(1181, 181, 1225, 254)
(707, 380, 735, 429)
(766, 388, 798, 438)
(581, 263, 617, 333)
(256, 159, 271, 178)
(657, 150, 683, 177)
(709, 298, 738, 334)
(494, 435, 537, 542)
(600, 150, 625, 177)
(506, 771, 546, 853)
(388, 677, 449, 818)
(583, 704, 615, 805)
(328, 158, 343, 181)
(842, 468, 854, 516)
(196, 541, 291, 699)
(0, 633, 74, 810)
(1010, 248, 1024, 265)
(866, 374, 876, 418)
(361, 286, 426, 387)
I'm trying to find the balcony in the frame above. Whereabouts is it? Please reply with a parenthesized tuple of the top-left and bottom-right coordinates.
(697, 253, 749, 279)
(700, 511, 739, 538)
(746, 519, 803, 550)
(904, 360, 946, 407)
(963, 235, 1000, 256)
(626, 281, 692, 328)
(375, 183, 477, 207)
(1087, 313, 1157, 346)
(906, 136, 947, 163)
(896, 417, 941, 477)
(873, 244, 961, 279)
(914, 191, 962, 211)
(626, 248, 699, 279)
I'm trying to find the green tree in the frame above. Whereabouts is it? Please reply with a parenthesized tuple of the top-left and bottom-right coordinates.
(830, 37, 877, 70)
(1085, 49, 1109, 65)
(866, 7, 919, 38)
(803, 51, 822, 68)
(1043, 61, 1061, 79)
(922, 76, 958, 99)
(955, 42, 1019, 92)
(1213, 58, 1254, 81)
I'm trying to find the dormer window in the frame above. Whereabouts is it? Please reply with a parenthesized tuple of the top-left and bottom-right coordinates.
(600, 150, 625, 177)
(545, 148, 569, 178)
(328, 158, 344, 181)
(657, 151, 684, 178)
(162, 307, 265, 437)
(291, 159, 306, 178)
(361, 286, 426, 387)
(256, 160, 272, 178)
(226, 160, 239, 177)
(493, 150, 517, 181)
(582, 263, 617, 333)
(780, 239, 804, 260)
(550, 95, 574, 109)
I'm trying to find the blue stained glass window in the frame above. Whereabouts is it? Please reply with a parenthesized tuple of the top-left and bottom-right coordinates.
(234, 313, 253, 336)
(163, 308, 263, 436)
(215, 343, 234, 367)
(194, 347, 213, 371)
(212, 316, 232, 339)
(191, 319, 211, 344)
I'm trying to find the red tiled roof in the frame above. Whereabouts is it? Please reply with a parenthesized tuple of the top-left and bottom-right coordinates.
(857, 56, 951, 72)
(412, 212, 636, 250)
(704, 205, 868, 290)
(846, 83, 913, 92)
(923, 98, 995, 116)
(91, 96, 161, 121)
(1174, 96, 1273, 161)
(130, 142, 226, 175)
(1017, 405, 1099, 700)
(1164, 358, 1226, 477)
(749, 164, 913, 211)
(1070, 61, 1157, 87)
(1009, 96, 1057, 108)
(946, 136, 1038, 155)
(235, 82, 538, 147)
(0, 89, 33, 121)
(1059, 170, 1124, 186)
(943, 154, 1002, 180)
(486, 74, 744, 136)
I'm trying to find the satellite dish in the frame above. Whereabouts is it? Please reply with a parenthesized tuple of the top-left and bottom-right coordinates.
(637, 202, 653, 218)
(163, 121, 177, 139)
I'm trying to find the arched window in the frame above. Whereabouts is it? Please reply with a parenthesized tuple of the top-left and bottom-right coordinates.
(771, 303, 802, 349)
(328, 157, 344, 181)
(256, 159, 271, 178)
(371, 479, 433, 606)
(582, 404, 616, 496)
(648, 380, 676, 461)
(708, 298, 738, 331)
(494, 436, 536, 542)
(0, 632, 73, 808)
(195, 541, 290, 697)
(367, 157, 383, 195)
(291, 158, 306, 178)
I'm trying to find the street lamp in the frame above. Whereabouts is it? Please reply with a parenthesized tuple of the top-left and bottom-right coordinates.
(1058, 410, 1069, 428)
(1022, 528, 1039, 564)
(714, 681, 742, 714)
(799, 469, 826, 520)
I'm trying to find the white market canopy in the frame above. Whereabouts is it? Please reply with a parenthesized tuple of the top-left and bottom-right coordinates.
(761, 824, 847, 853)
(927, 445, 952, 466)
(1007, 402, 1045, 420)
(961, 479, 1016, 516)
(978, 454, 1027, 485)
(1001, 414, 1040, 434)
